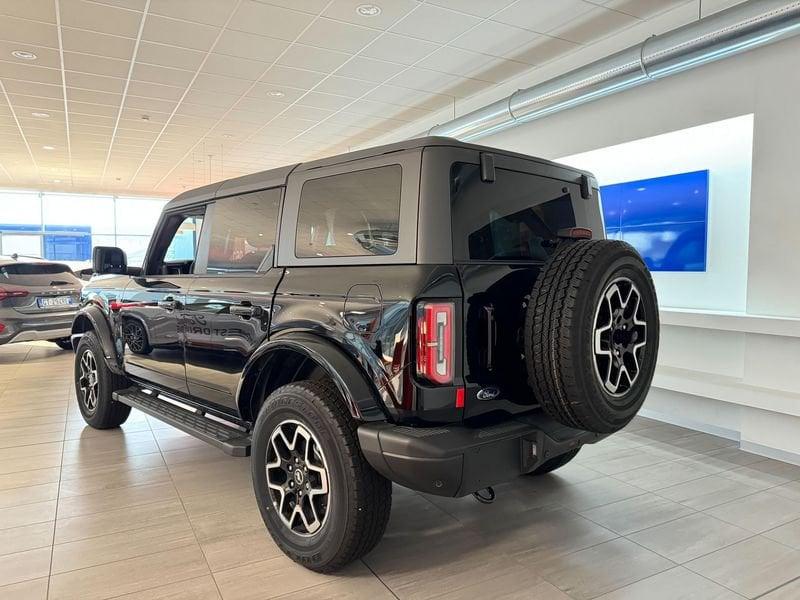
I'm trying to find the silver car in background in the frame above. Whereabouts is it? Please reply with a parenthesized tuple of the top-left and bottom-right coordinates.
(0, 256, 83, 349)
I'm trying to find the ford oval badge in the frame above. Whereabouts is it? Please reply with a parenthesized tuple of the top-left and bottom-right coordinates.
(477, 387, 500, 401)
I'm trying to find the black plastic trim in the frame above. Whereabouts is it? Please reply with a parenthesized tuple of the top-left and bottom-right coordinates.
(358, 412, 605, 497)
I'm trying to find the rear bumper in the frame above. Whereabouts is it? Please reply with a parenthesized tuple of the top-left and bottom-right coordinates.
(0, 311, 75, 345)
(358, 413, 606, 497)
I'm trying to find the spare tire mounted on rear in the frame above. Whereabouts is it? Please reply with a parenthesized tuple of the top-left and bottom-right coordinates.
(524, 239, 659, 434)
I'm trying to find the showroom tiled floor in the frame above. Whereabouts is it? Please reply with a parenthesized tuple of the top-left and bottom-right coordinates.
(2, 343, 800, 599)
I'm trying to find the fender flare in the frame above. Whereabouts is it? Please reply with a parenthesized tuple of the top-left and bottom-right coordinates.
(71, 304, 124, 375)
(237, 332, 390, 423)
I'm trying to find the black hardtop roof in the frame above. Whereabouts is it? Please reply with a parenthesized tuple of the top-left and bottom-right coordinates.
(164, 136, 592, 211)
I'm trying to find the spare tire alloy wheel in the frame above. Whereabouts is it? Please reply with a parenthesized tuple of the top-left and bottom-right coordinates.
(593, 277, 647, 397)
(525, 239, 659, 434)
(266, 419, 330, 536)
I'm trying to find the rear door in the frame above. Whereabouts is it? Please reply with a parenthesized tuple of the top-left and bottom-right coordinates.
(121, 208, 205, 394)
(183, 188, 283, 412)
(449, 155, 595, 418)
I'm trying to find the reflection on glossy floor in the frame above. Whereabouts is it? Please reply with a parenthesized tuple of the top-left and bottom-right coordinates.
(2, 343, 800, 599)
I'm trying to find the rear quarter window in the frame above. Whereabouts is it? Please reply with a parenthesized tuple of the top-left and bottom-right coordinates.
(295, 165, 402, 258)
(450, 162, 577, 262)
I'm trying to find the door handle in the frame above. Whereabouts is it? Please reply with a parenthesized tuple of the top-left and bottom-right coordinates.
(158, 297, 177, 311)
(230, 303, 263, 319)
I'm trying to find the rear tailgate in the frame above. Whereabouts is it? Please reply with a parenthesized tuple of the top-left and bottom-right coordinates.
(0, 262, 82, 313)
(449, 159, 600, 420)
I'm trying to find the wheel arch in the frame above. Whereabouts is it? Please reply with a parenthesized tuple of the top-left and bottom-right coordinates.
(71, 304, 124, 375)
(237, 333, 390, 424)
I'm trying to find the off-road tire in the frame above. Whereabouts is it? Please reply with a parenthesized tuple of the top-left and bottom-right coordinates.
(53, 337, 73, 351)
(74, 331, 131, 428)
(527, 448, 580, 476)
(251, 380, 392, 573)
(524, 240, 659, 433)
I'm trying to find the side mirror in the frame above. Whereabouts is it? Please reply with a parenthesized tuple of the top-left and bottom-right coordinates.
(93, 246, 127, 275)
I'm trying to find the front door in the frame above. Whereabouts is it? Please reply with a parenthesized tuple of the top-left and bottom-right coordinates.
(182, 188, 283, 413)
(120, 209, 205, 395)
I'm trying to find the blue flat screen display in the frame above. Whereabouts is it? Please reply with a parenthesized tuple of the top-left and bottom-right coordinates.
(600, 170, 709, 272)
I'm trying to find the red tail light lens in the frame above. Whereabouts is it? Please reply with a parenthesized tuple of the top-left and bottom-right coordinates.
(416, 301, 454, 384)
(0, 289, 28, 301)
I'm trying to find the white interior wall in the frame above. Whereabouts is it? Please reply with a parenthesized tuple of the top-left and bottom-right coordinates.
(474, 35, 800, 462)
(556, 115, 753, 312)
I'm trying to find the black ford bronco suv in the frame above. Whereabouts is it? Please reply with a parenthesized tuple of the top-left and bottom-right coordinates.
(71, 137, 658, 572)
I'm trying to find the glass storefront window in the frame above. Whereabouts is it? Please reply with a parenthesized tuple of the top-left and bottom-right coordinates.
(0, 190, 167, 265)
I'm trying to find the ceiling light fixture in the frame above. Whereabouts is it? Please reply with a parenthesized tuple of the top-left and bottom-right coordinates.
(42, 145, 55, 150)
(266, 90, 285, 97)
(222, 134, 234, 139)
(31, 112, 50, 118)
(52, 179, 61, 183)
(355, 4, 381, 17)
(12, 50, 37, 60)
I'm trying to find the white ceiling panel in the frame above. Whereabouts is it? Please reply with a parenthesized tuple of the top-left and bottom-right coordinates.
(142, 15, 219, 52)
(201, 53, 270, 80)
(360, 33, 438, 66)
(135, 41, 204, 71)
(214, 29, 289, 63)
(298, 18, 380, 54)
(391, 4, 481, 43)
(227, 2, 314, 41)
(148, 0, 235, 27)
(0, 16, 59, 49)
(277, 45, 352, 74)
(335, 56, 404, 83)
(59, 0, 143, 37)
(61, 27, 136, 61)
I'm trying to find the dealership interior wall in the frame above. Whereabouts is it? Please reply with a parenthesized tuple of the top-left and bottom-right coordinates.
(361, 5, 800, 464)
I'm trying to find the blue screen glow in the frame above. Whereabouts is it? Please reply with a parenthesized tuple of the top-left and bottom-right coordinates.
(600, 170, 709, 272)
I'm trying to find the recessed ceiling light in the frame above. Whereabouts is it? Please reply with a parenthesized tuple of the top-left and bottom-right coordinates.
(266, 90, 285, 97)
(31, 111, 50, 118)
(42, 145, 55, 150)
(355, 4, 381, 17)
(52, 179, 61, 183)
(12, 50, 37, 60)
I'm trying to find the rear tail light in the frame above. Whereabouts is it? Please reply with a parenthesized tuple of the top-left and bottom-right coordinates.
(0, 289, 28, 301)
(416, 301, 454, 385)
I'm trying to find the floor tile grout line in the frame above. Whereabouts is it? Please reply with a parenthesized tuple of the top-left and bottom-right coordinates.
(47, 510, 191, 550)
(102, 572, 215, 600)
(47, 539, 200, 580)
(148, 410, 227, 600)
(617, 533, 749, 600)
(42, 349, 69, 600)
(359, 558, 401, 600)
(752, 573, 800, 599)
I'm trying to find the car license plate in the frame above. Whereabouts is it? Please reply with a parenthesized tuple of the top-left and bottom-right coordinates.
(37, 296, 74, 309)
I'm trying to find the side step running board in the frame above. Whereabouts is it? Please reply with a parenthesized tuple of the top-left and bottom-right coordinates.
(113, 386, 251, 457)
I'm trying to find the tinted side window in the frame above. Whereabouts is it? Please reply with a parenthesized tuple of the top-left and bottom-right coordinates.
(450, 163, 576, 262)
(295, 165, 401, 258)
(207, 189, 281, 274)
